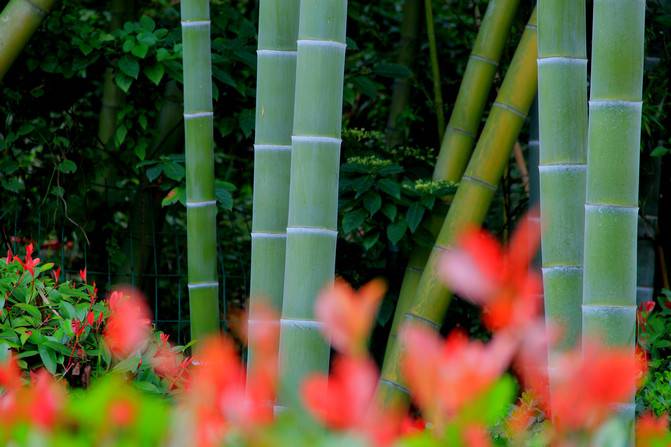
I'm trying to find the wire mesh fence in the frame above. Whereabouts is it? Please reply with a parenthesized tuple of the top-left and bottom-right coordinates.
(2, 186, 249, 346)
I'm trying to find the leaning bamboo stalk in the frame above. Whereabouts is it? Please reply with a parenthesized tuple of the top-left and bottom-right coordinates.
(424, 0, 445, 143)
(0, 0, 56, 81)
(379, 8, 538, 406)
(181, 0, 220, 341)
(386, 0, 421, 146)
(380, 0, 522, 404)
(537, 0, 588, 384)
(247, 0, 300, 366)
(277, 0, 348, 408)
(433, 0, 520, 182)
(582, 0, 645, 425)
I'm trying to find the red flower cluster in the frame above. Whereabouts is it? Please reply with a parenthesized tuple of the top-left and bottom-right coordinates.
(12, 243, 41, 276)
(103, 288, 152, 358)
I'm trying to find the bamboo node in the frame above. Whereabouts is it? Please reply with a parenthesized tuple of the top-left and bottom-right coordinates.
(286, 227, 338, 238)
(379, 378, 410, 395)
(253, 144, 291, 152)
(469, 53, 498, 67)
(462, 175, 497, 191)
(292, 135, 342, 145)
(186, 200, 217, 208)
(183, 112, 214, 119)
(187, 282, 219, 290)
(180, 20, 211, 28)
(296, 40, 347, 51)
(402, 313, 440, 330)
(492, 101, 527, 119)
(23, 0, 49, 16)
(251, 232, 287, 239)
(279, 318, 324, 330)
(537, 56, 587, 66)
(257, 49, 298, 58)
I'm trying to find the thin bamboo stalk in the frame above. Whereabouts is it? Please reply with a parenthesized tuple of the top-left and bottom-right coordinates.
(433, 0, 520, 182)
(181, 0, 220, 341)
(0, 0, 56, 81)
(537, 0, 588, 376)
(582, 0, 645, 426)
(386, 0, 421, 146)
(277, 0, 348, 408)
(379, 8, 538, 406)
(248, 0, 300, 366)
(424, 0, 445, 143)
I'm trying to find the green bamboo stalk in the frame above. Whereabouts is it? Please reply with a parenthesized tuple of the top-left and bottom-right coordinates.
(537, 0, 587, 371)
(582, 0, 645, 425)
(181, 0, 220, 341)
(247, 0, 300, 366)
(379, 8, 538, 406)
(276, 0, 348, 409)
(0, 0, 56, 81)
(386, 0, 421, 146)
(433, 0, 521, 183)
(380, 0, 521, 402)
(424, 0, 445, 143)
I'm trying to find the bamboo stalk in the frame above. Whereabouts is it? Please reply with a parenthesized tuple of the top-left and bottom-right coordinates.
(433, 0, 520, 182)
(0, 0, 56, 81)
(277, 0, 348, 408)
(582, 0, 645, 426)
(379, 8, 538, 407)
(181, 0, 220, 341)
(424, 0, 445, 143)
(386, 0, 421, 146)
(248, 0, 300, 366)
(537, 0, 588, 373)
(381, 0, 521, 382)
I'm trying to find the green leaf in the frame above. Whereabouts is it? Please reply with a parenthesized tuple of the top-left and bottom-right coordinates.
(387, 220, 407, 245)
(162, 186, 186, 207)
(14, 303, 42, 322)
(134, 140, 148, 160)
(406, 202, 425, 233)
(38, 345, 57, 374)
(238, 109, 255, 138)
(651, 146, 669, 157)
(460, 375, 516, 425)
(131, 43, 149, 58)
(342, 209, 368, 233)
(362, 233, 380, 251)
(143, 64, 165, 85)
(58, 160, 77, 174)
(114, 124, 128, 147)
(373, 63, 412, 79)
(363, 192, 382, 216)
(118, 56, 140, 79)
(381, 203, 397, 221)
(114, 73, 133, 93)
(146, 164, 163, 182)
(215, 181, 234, 210)
(161, 162, 185, 181)
(139, 15, 156, 31)
(378, 178, 401, 199)
(156, 48, 170, 62)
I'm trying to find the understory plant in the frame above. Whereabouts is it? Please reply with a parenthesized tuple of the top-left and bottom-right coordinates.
(0, 243, 188, 394)
(0, 217, 667, 446)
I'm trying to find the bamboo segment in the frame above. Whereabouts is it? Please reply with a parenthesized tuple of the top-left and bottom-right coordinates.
(379, 9, 538, 406)
(380, 0, 521, 389)
(181, 0, 220, 341)
(386, 0, 421, 146)
(424, 0, 445, 143)
(537, 0, 587, 361)
(433, 0, 520, 182)
(277, 0, 348, 408)
(249, 0, 299, 312)
(0, 0, 56, 81)
(582, 0, 645, 426)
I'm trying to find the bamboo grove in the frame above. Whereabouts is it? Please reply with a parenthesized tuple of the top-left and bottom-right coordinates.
(0, 0, 650, 420)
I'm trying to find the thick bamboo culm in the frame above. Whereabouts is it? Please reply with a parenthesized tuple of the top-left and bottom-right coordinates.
(386, 0, 421, 146)
(277, 0, 348, 408)
(0, 0, 56, 81)
(433, 0, 521, 183)
(379, 8, 538, 406)
(381, 0, 521, 379)
(424, 0, 445, 143)
(537, 0, 588, 375)
(247, 0, 300, 367)
(582, 0, 645, 425)
(181, 0, 220, 341)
